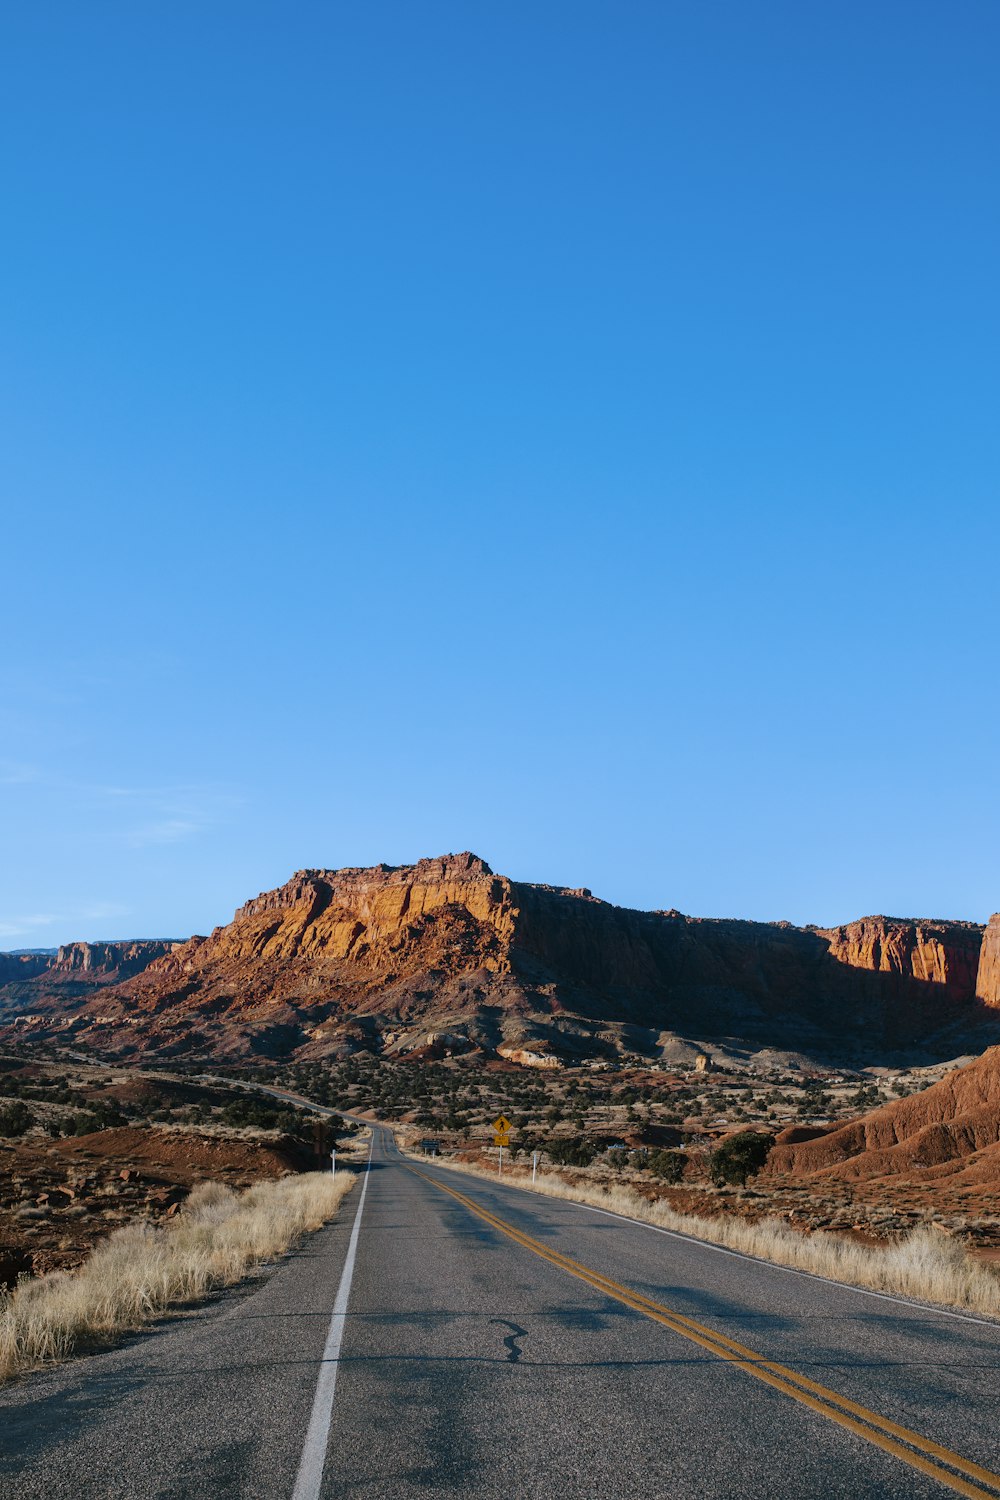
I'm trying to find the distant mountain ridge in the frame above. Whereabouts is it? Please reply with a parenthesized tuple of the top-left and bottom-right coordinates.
(1, 854, 997, 1066)
(0, 940, 180, 992)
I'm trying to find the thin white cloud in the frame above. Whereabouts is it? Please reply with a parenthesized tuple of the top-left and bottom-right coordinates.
(0, 761, 41, 786)
(125, 818, 201, 847)
(2, 766, 243, 861)
(0, 913, 59, 941)
(78, 901, 131, 922)
(0, 901, 134, 946)
(108, 781, 243, 848)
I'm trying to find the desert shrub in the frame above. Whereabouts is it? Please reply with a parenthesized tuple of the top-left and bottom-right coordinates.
(547, 1137, 597, 1168)
(0, 1101, 33, 1137)
(709, 1130, 773, 1188)
(220, 1099, 290, 1130)
(648, 1148, 686, 1183)
(184, 1181, 239, 1224)
(70, 1103, 127, 1136)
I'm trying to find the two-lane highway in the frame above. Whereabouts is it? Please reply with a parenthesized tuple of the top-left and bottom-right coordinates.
(3, 1126, 1000, 1498)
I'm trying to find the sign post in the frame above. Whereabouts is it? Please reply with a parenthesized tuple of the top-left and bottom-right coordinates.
(491, 1115, 512, 1176)
(532, 1150, 539, 1184)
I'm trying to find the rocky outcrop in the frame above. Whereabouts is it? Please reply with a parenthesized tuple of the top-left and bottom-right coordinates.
(221, 853, 515, 970)
(818, 917, 983, 996)
(497, 1045, 563, 1070)
(7, 854, 994, 1065)
(49, 941, 178, 981)
(0, 953, 51, 985)
(0, 940, 178, 1021)
(975, 915, 1000, 1008)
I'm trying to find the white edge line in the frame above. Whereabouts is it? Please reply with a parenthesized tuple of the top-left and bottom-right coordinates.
(420, 1156, 1000, 1334)
(291, 1136, 374, 1500)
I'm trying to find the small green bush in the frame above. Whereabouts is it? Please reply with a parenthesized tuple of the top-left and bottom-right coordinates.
(0, 1100, 33, 1137)
(648, 1148, 686, 1184)
(709, 1130, 773, 1188)
(547, 1137, 596, 1168)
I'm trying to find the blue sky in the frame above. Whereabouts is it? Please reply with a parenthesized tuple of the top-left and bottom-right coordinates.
(2, 2, 998, 945)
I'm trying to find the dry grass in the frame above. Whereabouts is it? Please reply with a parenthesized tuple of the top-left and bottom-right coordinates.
(0, 1170, 355, 1382)
(414, 1153, 1000, 1319)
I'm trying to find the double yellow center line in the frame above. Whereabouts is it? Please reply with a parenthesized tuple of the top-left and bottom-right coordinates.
(414, 1168, 1000, 1499)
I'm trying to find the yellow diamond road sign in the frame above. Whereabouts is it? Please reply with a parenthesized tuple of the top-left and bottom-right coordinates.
(492, 1115, 513, 1134)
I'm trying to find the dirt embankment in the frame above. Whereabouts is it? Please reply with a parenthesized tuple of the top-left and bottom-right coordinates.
(0, 1126, 309, 1284)
(765, 1046, 1000, 1184)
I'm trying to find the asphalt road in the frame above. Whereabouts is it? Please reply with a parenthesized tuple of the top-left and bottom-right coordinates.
(3, 1125, 1000, 1499)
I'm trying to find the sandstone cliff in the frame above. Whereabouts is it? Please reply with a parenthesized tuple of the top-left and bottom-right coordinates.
(0, 940, 178, 1020)
(0, 953, 52, 985)
(817, 917, 983, 998)
(975, 915, 1000, 1007)
(6, 854, 993, 1064)
(48, 941, 179, 981)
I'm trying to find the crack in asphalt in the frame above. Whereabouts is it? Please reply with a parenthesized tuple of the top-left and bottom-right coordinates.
(491, 1318, 528, 1363)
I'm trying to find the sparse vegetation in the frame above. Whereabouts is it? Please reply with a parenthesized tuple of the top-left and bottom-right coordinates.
(1, 1044, 982, 1280)
(0, 1101, 34, 1137)
(648, 1148, 686, 1183)
(0, 1170, 355, 1382)
(547, 1137, 598, 1167)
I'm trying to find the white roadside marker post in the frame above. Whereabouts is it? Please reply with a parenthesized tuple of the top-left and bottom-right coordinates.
(330, 1148, 336, 1176)
(532, 1150, 538, 1184)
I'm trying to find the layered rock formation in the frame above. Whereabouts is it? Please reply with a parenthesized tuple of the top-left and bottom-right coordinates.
(0, 940, 178, 1020)
(975, 915, 1000, 1008)
(817, 917, 983, 998)
(2, 854, 994, 1064)
(0, 952, 52, 986)
(48, 941, 180, 981)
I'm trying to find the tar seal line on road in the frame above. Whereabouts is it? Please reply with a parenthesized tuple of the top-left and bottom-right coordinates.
(414, 1168, 1000, 1500)
(292, 1138, 374, 1500)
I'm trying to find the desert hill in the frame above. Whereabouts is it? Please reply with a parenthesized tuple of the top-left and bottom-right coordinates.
(766, 1044, 1000, 1187)
(2, 854, 997, 1066)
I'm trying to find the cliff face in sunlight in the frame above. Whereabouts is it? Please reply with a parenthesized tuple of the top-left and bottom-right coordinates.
(817, 916, 984, 998)
(3, 855, 995, 1066)
(975, 915, 1000, 1008)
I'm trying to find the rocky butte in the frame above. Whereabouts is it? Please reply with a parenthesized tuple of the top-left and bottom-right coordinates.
(1, 855, 996, 1066)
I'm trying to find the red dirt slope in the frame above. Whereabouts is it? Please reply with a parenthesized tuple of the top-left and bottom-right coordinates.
(766, 1047, 1000, 1184)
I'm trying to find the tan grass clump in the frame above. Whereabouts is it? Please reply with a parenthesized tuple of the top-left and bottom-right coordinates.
(0, 1170, 354, 1382)
(417, 1155, 1000, 1319)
